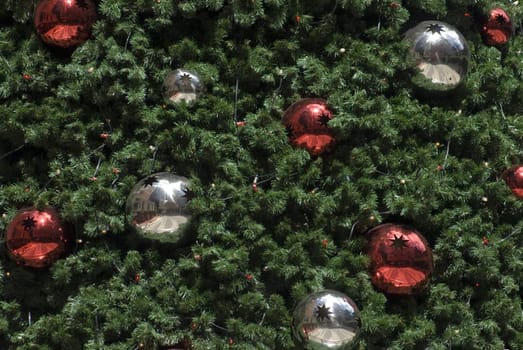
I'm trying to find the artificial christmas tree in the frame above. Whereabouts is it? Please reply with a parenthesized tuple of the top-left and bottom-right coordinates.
(1, 1, 523, 349)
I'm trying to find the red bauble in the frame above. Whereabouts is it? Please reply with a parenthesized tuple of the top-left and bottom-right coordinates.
(5, 207, 74, 268)
(34, 0, 97, 48)
(282, 98, 335, 156)
(366, 223, 433, 295)
(502, 165, 523, 198)
(480, 8, 513, 47)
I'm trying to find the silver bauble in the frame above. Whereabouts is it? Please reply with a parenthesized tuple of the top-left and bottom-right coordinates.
(405, 21, 470, 91)
(163, 68, 203, 103)
(292, 290, 361, 349)
(126, 172, 191, 242)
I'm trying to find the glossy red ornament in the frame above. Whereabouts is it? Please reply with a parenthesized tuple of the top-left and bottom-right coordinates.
(480, 8, 513, 47)
(34, 0, 97, 48)
(366, 223, 433, 295)
(502, 165, 523, 198)
(282, 98, 335, 156)
(5, 207, 74, 268)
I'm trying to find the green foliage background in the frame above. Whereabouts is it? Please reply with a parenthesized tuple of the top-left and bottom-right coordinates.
(1, 0, 523, 349)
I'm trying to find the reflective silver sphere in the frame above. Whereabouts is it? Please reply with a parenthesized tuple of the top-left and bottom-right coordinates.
(292, 290, 361, 349)
(126, 172, 191, 241)
(405, 21, 470, 91)
(163, 68, 203, 103)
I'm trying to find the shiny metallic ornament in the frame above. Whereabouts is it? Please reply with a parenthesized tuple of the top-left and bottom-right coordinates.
(5, 207, 74, 268)
(502, 165, 523, 199)
(34, 0, 97, 48)
(405, 21, 470, 91)
(481, 8, 513, 47)
(292, 290, 361, 349)
(282, 98, 335, 156)
(126, 172, 191, 242)
(163, 69, 203, 103)
(366, 223, 433, 295)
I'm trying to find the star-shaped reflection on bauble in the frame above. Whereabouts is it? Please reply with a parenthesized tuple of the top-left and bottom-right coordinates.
(22, 216, 37, 233)
(425, 23, 445, 34)
(317, 114, 331, 127)
(179, 73, 193, 89)
(182, 185, 195, 201)
(314, 304, 332, 322)
(390, 234, 409, 249)
(143, 176, 159, 188)
(495, 13, 507, 25)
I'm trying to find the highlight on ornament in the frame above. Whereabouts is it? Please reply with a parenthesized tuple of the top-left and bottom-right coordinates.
(34, 0, 97, 48)
(502, 165, 523, 199)
(480, 8, 513, 47)
(163, 69, 203, 103)
(282, 98, 335, 156)
(404, 20, 470, 91)
(366, 223, 433, 295)
(292, 289, 361, 349)
(126, 172, 191, 241)
(5, 207, 74, 268)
